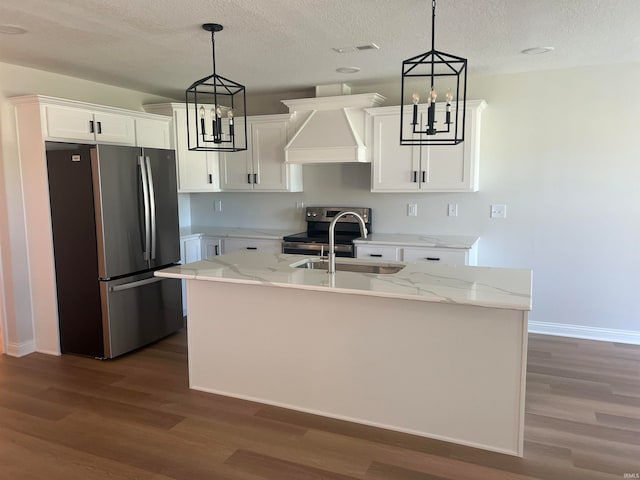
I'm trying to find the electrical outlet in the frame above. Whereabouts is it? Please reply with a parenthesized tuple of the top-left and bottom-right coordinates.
(490, 204, 506, 218)
(448, 203, 458, 217)
(215, 200, 222, 213)
(407, 202, 418, 217)
(296, 202, 304, 211)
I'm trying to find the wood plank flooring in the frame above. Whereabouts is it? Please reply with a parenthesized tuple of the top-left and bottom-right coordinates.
(0, 331, 638, 479)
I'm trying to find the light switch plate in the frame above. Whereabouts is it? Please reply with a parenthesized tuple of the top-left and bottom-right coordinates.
(490, 204, 506, 218)
(407, 203, 418, 217)
(448, 203, 458, 217)
(215, 200, 222, 213)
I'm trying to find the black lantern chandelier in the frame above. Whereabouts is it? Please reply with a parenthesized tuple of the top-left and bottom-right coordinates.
(400, 0, 467, 146)
(186, 23, 247, 152)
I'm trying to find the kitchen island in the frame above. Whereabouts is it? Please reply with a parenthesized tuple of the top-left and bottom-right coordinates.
(156, 252, 532, 456)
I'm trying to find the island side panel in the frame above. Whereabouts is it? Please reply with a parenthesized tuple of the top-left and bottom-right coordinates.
(186, 279, 527, 456)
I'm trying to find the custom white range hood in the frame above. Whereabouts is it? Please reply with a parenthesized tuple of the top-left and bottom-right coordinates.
(282, 87, 386, 164)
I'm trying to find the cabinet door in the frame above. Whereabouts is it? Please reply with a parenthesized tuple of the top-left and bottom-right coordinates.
(421, 111, 472, 191)
(136, 117, 171, 149)
(371, 112, 421, 192)
(223, 237, 282, 255)
(402, 247, 468, 265)
(182, 237, 202, 264)
(93, 112, 136, 145)
(201, 237, 221, 259)
(173, 108, 220, 192)
(220, 118, 254, 191)
(251, 119, 289, 191)
(44, 104, 96, 142)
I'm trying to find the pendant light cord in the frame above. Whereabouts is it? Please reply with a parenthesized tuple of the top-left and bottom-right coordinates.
(430, 0, 436, 90)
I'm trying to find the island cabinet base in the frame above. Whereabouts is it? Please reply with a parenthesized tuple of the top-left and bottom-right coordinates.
(186, 280, 528, 456)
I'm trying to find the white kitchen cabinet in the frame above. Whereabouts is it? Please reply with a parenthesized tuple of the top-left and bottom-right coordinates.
(402, 247, 469, 265)
(43, 103, 136, 145)
(367, 100, 486, 192)
(355, 245, 401, 261)
(135, 116, 171, 149)
(143, 103, 220, 193)
(201, 236, 222, 259)
(220, 115, 303, 192)
(223, 237, 283, 255)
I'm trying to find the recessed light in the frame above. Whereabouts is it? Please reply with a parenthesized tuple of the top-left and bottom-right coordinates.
(0, 24, 28, 35)
(521, 46, 554, 55)
(356, 43, 379, 51)
(332, 46, 357, 54)
(336, 67, 361, 74)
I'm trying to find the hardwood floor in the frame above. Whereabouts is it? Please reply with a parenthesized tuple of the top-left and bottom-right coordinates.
(0, 331, 638, 479)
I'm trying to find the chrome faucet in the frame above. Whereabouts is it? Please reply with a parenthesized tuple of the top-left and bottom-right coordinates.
(328, 211, 368, 274)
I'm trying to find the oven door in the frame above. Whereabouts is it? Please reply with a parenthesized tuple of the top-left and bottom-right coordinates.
(282, 242, 353, 257)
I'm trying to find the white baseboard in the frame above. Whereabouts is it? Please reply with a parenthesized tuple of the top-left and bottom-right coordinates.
(529, 321, 640, 345)
(5, 339, 37, 357)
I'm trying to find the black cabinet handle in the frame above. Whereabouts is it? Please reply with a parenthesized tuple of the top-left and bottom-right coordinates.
(247, 173, 252, 184)
(208, 174, 213, 184)
(422, 171, 426, 183)
(412, 170, 418, 183)
(246, 247, 258, 250)
(369, 254, 383, 258)
(89, 120, 94, 133)
(214, 245, 219, 256)
(425, 257, 440, 261)
(253, 173, 258, 184)
(97, 121, 102, 134)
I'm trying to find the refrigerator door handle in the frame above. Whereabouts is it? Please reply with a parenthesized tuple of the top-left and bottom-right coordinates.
(138, 156, 151, 261)
(145, 156, 157, 260)
(109, 276, 165, 292)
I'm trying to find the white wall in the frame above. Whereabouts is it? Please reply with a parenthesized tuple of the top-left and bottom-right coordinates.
(0, 62, 173, 354)
(190, 62, 640, 338)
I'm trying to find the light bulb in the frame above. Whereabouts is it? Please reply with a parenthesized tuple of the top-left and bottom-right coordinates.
(412, 93, 420, 105)
(227, 109, 234, 119)
(199, 106, 205, 118)
(216, 106, 223, 117)
(446, 90, 453, 103)
(210, 108, 216, 120)
(430, 88, 437, 102)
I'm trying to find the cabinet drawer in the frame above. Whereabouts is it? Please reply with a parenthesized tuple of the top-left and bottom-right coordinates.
(355, 245, 400, 261)
(402, 247, 467, 265)
(223, 237, 282, 255)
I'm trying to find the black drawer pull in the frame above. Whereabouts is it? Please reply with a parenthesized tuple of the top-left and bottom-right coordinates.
(412, 170, 418, 183)
(425, 257, 440, 261)
(208, 174, 213, 184)
(246, 247, 258, 250)
(214, 245, 219, 256)
(253, 173, 258, 184)
(97, 121, 102, 134)
(89, 120, 95, 133)
(369, 254, 383, 258)
(247, 173, 252, 184)
(422, 170, 426, 183)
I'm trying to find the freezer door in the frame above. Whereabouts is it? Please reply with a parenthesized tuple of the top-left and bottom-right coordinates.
(101, 271, 183, 358)
(143, 148, 180, 268)
(92, 145, 149, 277)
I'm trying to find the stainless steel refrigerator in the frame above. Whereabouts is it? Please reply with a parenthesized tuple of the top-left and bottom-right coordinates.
(46, 143, 183, 359)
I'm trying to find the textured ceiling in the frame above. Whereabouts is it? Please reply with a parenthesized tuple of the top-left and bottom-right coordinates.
(1, 0, 640, 99)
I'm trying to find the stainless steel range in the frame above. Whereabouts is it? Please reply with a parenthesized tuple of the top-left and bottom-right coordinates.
(283, 207, 372, 257)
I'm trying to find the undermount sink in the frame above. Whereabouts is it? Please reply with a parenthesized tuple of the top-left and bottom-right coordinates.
(293, 258, 405, 274)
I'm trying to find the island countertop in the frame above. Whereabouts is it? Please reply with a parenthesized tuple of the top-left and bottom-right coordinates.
(157, 252, 532, 311)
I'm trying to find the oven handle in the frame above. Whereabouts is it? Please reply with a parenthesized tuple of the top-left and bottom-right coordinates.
(282, 242, 353, 253)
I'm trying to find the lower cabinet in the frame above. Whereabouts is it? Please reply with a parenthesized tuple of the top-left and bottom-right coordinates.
(179, 235, 222, 315)
(223, 237, 283, 255)
(356, 243, 476, 266)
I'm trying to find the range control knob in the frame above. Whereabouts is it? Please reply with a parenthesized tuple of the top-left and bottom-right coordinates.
(312, 212, 317, 217)
(306, 212, 311, 217)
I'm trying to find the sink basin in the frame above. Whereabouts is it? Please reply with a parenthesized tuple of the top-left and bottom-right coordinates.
(293, 259, 405, 274)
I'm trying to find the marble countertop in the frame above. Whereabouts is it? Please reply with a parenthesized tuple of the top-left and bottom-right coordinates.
(156, 252, 532, 311)
(354, 233, 479, 249)
(179, 226, 294, 240)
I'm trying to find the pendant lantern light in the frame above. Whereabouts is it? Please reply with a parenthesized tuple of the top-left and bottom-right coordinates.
(400, 0, 467, 146)
(186, 23, 247, 152)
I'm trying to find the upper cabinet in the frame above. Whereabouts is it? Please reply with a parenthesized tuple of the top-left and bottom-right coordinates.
(367, 100, 486, 192)
(219, 115, 303, 192)
(143, 103, 220, 193)
(37, 97, 171, 149)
